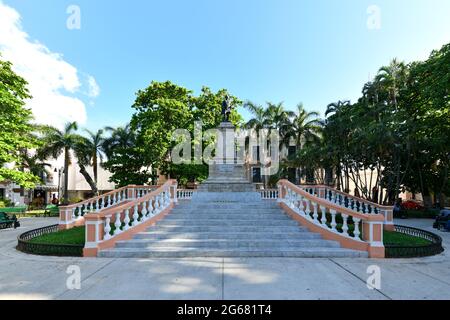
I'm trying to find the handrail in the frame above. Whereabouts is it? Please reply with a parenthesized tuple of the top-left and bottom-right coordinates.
(297, 184, 394, 230)
(177, 189, 195, 200)
(278, 180, 385, 258)
(260, 189, 278, 200)
(298, 184, 393, 210)
(58, 185, 158, 228)
(82, 180, 178, 256)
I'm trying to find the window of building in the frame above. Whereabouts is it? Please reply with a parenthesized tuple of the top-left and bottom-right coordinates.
(288, 146, 297, 159)
(252, 167, 262, 183)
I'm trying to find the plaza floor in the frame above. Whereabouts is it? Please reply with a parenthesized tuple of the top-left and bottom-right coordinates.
(0, 217, 449, 300)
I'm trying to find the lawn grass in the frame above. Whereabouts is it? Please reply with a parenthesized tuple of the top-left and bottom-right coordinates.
(29, 227, 85, 245)
(384, 230, 431, 246)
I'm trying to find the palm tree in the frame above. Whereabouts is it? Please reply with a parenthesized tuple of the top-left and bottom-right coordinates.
(21, 153, 52, 182)
(73, 137, 99, 195)
(375, 58, 408, 109)
(286, 103, 323, 151)
(102, 124, 135, 159)
(325, 100, 351, 118)
(243, 102, 266, 131)
(264, 102, 295, 132)
(83, 129, 105, 184)
(40, 122, 80, 204)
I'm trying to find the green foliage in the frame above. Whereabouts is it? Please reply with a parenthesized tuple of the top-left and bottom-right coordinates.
(0, 199, 13, 208)
(302, 43, 450, 206)
(0, 55, 40, 188)
(123, 81, 242, 185)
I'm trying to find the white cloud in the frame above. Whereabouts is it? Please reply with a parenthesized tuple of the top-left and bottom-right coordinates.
(0, 2, 99, 128)
(87, 75, 100, 98)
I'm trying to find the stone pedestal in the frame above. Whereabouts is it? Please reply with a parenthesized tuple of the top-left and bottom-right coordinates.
(196, 122, 257, 197)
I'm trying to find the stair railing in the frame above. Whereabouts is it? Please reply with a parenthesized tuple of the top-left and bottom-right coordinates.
(177, 189, 195, 200)
(278, 180, 385, 258)
(260, 189, 279, 200)
(83, 180, 178, 256)
(58, 185, 158, 229)
(297, 184, 394, 231)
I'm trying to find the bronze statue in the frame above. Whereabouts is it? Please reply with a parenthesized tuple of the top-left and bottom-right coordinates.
(221, 95, 233, 122)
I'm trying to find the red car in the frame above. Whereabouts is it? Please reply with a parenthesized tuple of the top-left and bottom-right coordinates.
(401, 200, 424, 210)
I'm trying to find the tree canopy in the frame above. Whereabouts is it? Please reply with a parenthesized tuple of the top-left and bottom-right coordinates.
(0, 56, 40, 188)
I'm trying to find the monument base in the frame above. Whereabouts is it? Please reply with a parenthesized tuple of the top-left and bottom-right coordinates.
(195, 121, 259, 201)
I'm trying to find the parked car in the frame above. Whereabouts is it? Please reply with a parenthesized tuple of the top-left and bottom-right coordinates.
(433, 208, 450, 231)
(401, 200, 425, 211)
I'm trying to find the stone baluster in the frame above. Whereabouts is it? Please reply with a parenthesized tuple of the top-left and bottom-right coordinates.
(353, 218, 361, 239)
(150, 197, 156, 216)
(298, 194, 305, 214)
(320, 206, 327, 225)
(123, 209, 131, 231)
(312, 202, 319, 222)
(95, 198, 100, 212)
(114, 212, 122, 235)
(341, 214, 349, 236)
(305, 200, 311, 219)
(141, 201, 148, 220)
(132, 204, 139, 226)
(104, 216, 112, 240)
(117, 190, 122, 203)
(71, 208, 76, 220)
(330, 209, 337, 231)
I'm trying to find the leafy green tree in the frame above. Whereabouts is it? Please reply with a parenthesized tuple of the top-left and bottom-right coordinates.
(128, 81, 242, 185)
(102, 124, 152, 187)
(0, 56, 40, 188)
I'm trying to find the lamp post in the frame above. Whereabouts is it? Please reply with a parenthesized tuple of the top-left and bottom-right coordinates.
(54, 167, 64, 201)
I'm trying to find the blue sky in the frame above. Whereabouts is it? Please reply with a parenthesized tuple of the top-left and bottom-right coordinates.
(1, 0, 449, 131)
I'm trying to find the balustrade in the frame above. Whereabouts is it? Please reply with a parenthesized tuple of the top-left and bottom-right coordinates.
(279, 180, 385, 258)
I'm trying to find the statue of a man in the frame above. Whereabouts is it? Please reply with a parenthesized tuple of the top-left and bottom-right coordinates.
(221, 95, 233, 122)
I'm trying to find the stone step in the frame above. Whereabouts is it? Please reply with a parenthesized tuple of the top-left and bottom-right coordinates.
(164, 214, 290, 220)
(182, 203, 279, 209)
(156, 219, 298, 227)
(134, 231, 321, 240)
(115, 239, 340, 249)
(148, 225, 305, 233)
(169, 209, 283, 215)
(98, 247, 369, 258)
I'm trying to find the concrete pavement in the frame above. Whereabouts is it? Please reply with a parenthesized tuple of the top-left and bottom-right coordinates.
(0, 217, 449, 300)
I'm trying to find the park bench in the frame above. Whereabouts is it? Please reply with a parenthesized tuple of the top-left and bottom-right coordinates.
(43, 205, 60, 217)
(1, 206, 27, 214)
(0, 212, 20, 230)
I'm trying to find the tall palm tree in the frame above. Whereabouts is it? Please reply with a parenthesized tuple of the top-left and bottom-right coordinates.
(40, 122, 80, 204)
(375, 58, 408, 109)
(325, 100, 351, 118)
(264, 102, 295, 132)
(243, 102, 266, 131)
(102, 124, 135, 159)
(286, 103, 323, 151)
(83, 129, 105, 184)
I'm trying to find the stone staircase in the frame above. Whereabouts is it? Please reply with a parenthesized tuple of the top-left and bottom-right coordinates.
(98, 198, 368, 258)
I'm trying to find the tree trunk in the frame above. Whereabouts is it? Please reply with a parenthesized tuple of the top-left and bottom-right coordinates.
(63, 147, 70, 205)
(93, 152, 98, 184)
(79, 164, 98, 195)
